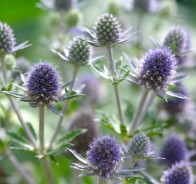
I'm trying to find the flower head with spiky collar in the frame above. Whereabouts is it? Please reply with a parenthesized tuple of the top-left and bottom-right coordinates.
(161, 161, 193, 184)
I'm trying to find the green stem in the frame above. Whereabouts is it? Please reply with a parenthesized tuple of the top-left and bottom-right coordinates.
(6, 150, 36, 184)
(47, 64, 79, 150)
(0, 55, 37, 149)
(99, 177, 106, 184)
(129, 89, 150, 133)
(39, 106, 45, 154)
(107, 46, 123, 123)
(40, 157, 55, 184)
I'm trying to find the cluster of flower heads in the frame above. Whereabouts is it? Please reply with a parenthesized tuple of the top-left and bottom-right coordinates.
(161, 161, 193, 184)
(161, 135, 188, 166)
(163, 26, 191, 65)
(136, 48, 176, 95)
(25, 62, 61, 105)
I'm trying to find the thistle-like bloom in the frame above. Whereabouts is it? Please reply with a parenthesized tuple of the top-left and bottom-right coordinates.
(69, 110, 98, 153)
(128, 133, 151, 158)
(25, 62, 61, 105)
(161, 161, 193, 184)
(161, 135, 188, 166)
(164, 83, 188, 115)
(86, 13, 136, 47)
(53, 37, 91, 66)
(87, 136, 122, 178)
(137, 48, 176, 93)
(0, 22, 29, 55)
(163, 27, 191, 64)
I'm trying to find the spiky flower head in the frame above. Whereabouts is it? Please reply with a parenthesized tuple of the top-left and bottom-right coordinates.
(69, 110, 98, 153)
(137, 48, 176, 93)
(161, 135, 187, 166)
(162, 161, 193, 184)
(128, 133, 151, 158)
(87, 136, 123, 178)
(163, 27, 190, 64)
(25, 62, 61, 105)
(94, 13, 121, 46)
(0, 22, 16, 54)
(164, 83, 188, 115)
(131, 0, 156, 13)
(68, 37, 90, 65)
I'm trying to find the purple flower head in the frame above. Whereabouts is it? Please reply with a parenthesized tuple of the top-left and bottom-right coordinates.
(95, 13, 121, 46)
(25, 62, 61, 105)
(137, 48, 176, 93)
(68, 37, 90, 65)
(87, 136, 122, 178)
(128, 133, 151, 158)
(164, 83, 188, 115)
(161, 135, 188, 166)
(0, 22, 16, 54)
(163, 27, 191, 64)
(54, 0, 77, 10)
(69, 110, 98, 153)
(162, 161, 193, 184)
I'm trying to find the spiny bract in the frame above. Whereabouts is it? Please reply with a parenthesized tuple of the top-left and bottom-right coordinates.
(25, 62, 61, 105)
(128, 133, 150, 158)
(87, 136, 122, 178)
(0, 22, 16, 54)
(162, 161, 193, 184)
(95, 13, 121, 46)
(137, 48, 176, 92)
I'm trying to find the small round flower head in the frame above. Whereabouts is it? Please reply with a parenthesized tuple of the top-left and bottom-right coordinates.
(54, 0, 76, 10)
(163, 27, 190, 54)
(87, 136, 122, 178)
(161, 135, 187, 166)
(78, 73, 106, 104)
(0, 22, 16, 54)
(162, 161, 193, 184)
(69, 110, 98, 153)
(25, 62, 61, 105)
(128, 133, 150, 158)
(95, 13, 121, 46)
(68, 38, 90, 65)
(131, 0, 156, 13)
(164, 83, 188, 115)
(163, 27, 191, 64)
(65, 9, 82, 29)
(137, 48, 176, 93)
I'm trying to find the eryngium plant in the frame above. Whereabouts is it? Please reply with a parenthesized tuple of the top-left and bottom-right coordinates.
(163, 26, 191, 64)
(128, 133, 151, 159)
(161, 161, 194, 184)
(86, 13, 136, 47)
(127, 48, 188, 100)
(25, 62, 61, 105)
(0, 22, 29, 55)
(68, 110, 98, 153)
(161, 135, 188, 166)
(69, 136, 143, 183)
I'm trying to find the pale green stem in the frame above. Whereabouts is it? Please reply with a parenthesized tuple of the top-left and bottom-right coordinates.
(40, 157, 55, 184)
(107, 46, 123, 123)
(99, 177, 106, 184)
(0, 55, 37, 149)
(39, 105, 55, 184)
(6, 150, 36, 184)
(47, 64, 79, 150)
(39, 105, 45, 154)
(129, 89, 150, 133)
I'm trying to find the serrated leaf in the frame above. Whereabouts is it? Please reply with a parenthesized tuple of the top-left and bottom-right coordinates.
(47, 104, 63, 116)
(1, 91, 23, 98)
(166, 91, 189, 99)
